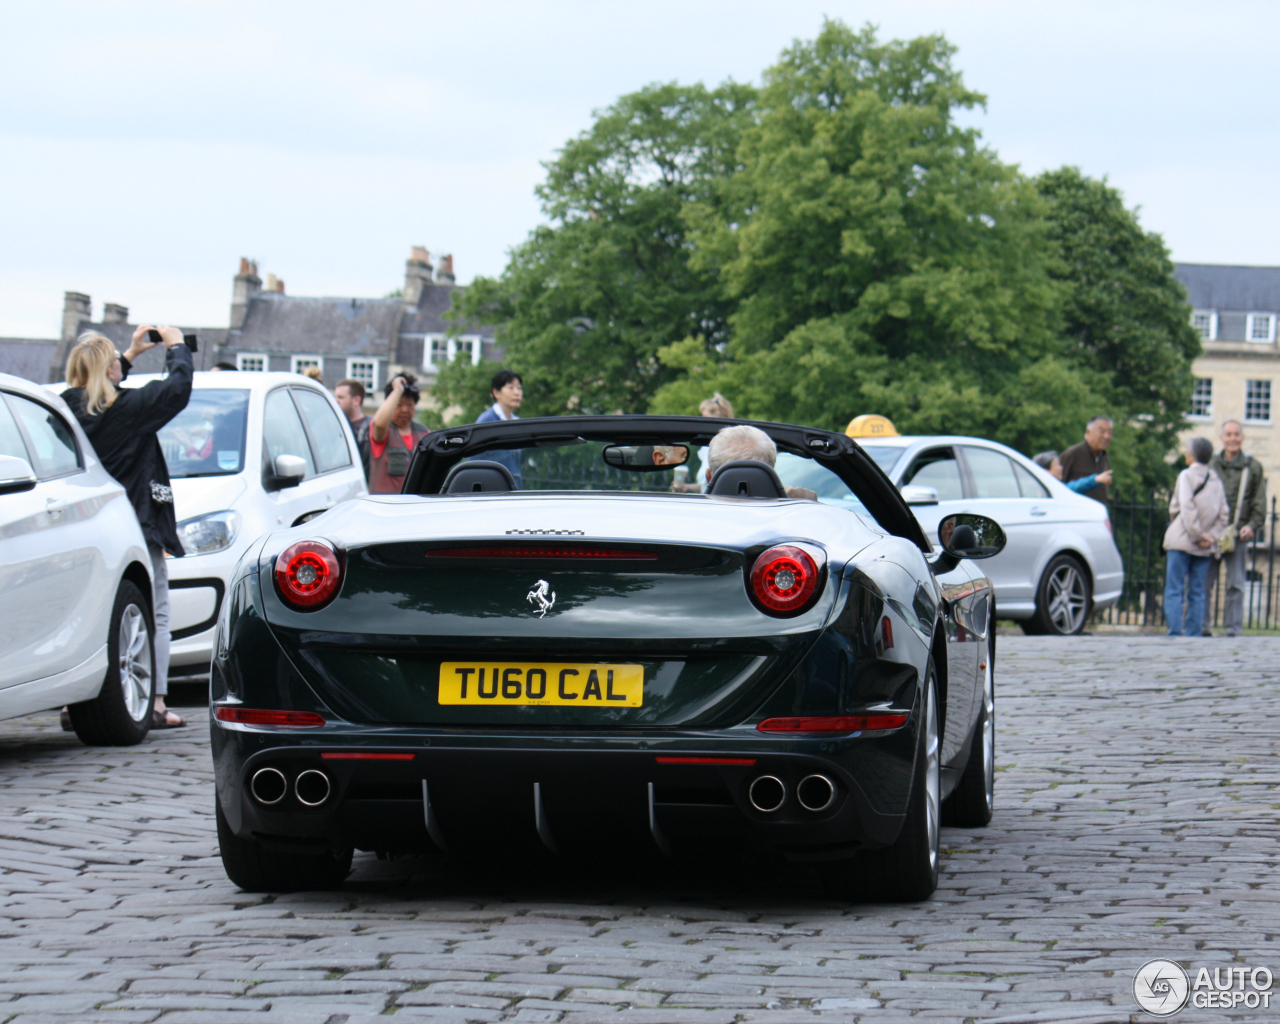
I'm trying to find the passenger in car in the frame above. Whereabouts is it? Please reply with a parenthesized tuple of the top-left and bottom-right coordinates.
(706, 425, 818, 501)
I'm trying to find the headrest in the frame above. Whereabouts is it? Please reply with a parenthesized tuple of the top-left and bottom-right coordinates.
(706, 460, 787, 498)
(442, 459, 517, 494)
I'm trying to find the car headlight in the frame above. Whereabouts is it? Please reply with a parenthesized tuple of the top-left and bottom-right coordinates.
(176, 510, 241, 555)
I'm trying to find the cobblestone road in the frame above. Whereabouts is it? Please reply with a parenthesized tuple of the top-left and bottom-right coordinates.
(0, 636, 1277, 1024)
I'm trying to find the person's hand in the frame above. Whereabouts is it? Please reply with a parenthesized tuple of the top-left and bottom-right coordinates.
(1198, 537, 1213, 548)
(1097, 469, 1113, 486)
(128, 324, 160, 359)
(390, 376, 407, 396)
(155, 325, 184, 348)
(1240, 524, 1255, 542)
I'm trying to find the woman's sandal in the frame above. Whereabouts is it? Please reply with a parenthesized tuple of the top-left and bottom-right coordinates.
(151, 710, 188, 729)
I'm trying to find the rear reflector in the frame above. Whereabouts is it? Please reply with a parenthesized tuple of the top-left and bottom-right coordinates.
(757, 714, 909, 733)
(426, 545, 657, 559)
(320, 752, 416, 761)
(655, 756, 757, 765)
(214, 708, 326, 727)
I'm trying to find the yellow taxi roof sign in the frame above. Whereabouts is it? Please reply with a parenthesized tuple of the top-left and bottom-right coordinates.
(846, 414, 899, 439)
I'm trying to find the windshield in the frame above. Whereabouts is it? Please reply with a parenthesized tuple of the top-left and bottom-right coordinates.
(157, 390, 249, 477)
(858, 445, 905, 474)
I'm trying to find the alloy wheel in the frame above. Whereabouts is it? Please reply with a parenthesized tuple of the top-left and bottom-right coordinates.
(981, 661, 995, 813)
(924, 681, 941, 873)
(118, 604, 152, 722)
(1046, 564, 1087, 633)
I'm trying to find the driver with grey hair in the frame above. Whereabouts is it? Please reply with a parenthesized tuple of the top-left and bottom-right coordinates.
(705, 425, 817, 500)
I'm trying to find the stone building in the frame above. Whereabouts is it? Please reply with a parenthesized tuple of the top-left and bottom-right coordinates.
(14, 248, 494, 405)
(1175, 263, 1279, 497)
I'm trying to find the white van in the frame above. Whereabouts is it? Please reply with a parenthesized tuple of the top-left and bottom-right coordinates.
(118, 371, 368, 672)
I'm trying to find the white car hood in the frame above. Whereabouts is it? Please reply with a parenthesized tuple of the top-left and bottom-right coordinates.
(171, 475, 248, 522)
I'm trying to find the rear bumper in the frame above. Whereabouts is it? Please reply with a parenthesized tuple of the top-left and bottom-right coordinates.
(212, 724, 916, 861)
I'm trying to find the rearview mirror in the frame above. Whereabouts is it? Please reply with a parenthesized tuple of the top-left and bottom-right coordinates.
(264, 453, 307, 491)
(938, 513, 1006, 560)
(602, 444, 690, 470)
(0, 455, 37, 495)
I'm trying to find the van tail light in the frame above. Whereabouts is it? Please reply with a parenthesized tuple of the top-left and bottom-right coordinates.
(758, 714, 908, 733)
(750, 545, 820, 615)
(275, 540, 342, 609)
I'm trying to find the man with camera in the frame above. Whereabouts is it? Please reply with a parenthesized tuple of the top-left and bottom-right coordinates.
(367, 374, 430, 493)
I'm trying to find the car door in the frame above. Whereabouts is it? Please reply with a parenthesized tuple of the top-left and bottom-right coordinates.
(261, 386, 326, 529)
(896, 446, 966, 549)
(290, 386, 366, 516)
(0, 391, 114, 689)
(956, 445, 1052, 606)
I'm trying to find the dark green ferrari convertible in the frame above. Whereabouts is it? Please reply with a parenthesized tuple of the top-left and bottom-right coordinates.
(211, 416, 1004, 901)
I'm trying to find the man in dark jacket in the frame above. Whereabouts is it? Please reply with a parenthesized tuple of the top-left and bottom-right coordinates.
(62, 326, 193, 727)
(1059, 416, 1113, 504)
(1203, 420, 1267, 637)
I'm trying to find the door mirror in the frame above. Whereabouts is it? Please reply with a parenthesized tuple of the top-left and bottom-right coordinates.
(900, 484, 939, 506)
(265, 453, 307, 491)
(602, 443, 690, 470)
(0, 455, 37, 495)
(938, 513, 1006, 559)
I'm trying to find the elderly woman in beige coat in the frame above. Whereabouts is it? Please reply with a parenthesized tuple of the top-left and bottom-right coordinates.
(1163, 436, 1229, 636)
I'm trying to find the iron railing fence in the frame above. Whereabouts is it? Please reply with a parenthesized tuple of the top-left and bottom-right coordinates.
(1098, 493, 1278, 631)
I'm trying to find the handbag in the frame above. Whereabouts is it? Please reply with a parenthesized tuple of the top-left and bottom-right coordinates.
(1218, 467, 1249, 556)
(1162, 472, 1209, 551)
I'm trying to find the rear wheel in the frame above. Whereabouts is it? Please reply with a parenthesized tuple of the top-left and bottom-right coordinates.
(1027, 554, 1091, 635)
(216, 800, 353, 893)
(823, 667, 940, 903)
(942, 651, 994, 827)
(68, 581, 154, 746)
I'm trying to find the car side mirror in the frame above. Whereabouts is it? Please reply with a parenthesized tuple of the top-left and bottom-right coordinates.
(930, 513, 1007, 575)
(0, 455, 37, 495)
(264, 453, 307, 491)
(900, 484, 939, 506)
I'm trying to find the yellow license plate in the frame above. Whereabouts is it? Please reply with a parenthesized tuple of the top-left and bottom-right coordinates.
(438, 662, 644, 707)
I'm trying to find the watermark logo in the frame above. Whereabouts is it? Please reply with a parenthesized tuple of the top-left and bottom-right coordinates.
(1133, 960, 1190, 1016)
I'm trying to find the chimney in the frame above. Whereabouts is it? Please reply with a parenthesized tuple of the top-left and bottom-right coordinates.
(61, 291, 92, 342)
(265, 273, 285, 294)
(103, 302, 129, 324)
(403, 246, 433, 306)
(231, 257, 262, 328)
(436, 254, 455, 284)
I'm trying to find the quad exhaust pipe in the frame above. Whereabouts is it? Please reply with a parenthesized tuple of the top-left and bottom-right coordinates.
(747, 773, 837, 814)
(796, 773, 836, 812)
(248, 766, 332, 807)
(748, 775, 787, 813)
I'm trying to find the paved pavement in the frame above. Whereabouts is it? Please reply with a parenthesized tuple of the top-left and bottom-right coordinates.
(0, 636, 1276, 1024)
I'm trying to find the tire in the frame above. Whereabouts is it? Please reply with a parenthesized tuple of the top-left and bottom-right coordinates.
(67, 580, 155, 746)
(942, 649, 995, 827)
(823, 666, 941, 903)
(1028, 553, 1091, 635)
(216, 799, 353, 893)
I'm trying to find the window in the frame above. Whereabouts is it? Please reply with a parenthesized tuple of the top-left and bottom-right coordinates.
(292, 387, 352, 474)
(291, 355, 323, 375)
(424, 333, 483, 368)
(0, 395, 30, 464)
(962, 446, 1021, 499)
(1191, 310, 1217, 340)
(1190, 378, 1213, 419)
(236, 353, 267, 372)
(156, 389, 249, 477)
(1247, 313, 1275, 343)
(6, 394, 80, 478)
(1245, 379, 1272, 423)
(902, 448, 964, 502)
(346, 358, 378, 391)
(262, 389, 316, 478)
(1012, 460, 1050, 499)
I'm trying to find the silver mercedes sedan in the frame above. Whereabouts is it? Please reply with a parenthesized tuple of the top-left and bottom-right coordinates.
(795, 435, 1123, 635)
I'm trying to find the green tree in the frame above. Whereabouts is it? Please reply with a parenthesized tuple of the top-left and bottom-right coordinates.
(1034, 167, 1201, 491)
(448, 80, 756, 417)
(652, 21, 1065, 451)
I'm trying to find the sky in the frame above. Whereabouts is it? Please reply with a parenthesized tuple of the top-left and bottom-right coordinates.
(2, 0, 1279, 337)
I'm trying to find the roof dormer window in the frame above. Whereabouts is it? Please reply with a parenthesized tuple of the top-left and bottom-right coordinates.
(1192, 310, 1217, 340)
(1247, 313, 1275, 343)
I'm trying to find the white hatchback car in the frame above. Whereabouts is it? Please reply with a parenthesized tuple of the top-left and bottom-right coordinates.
(785, 434, 1123, 634)
(0, 373, 156, 743)
(114, 371, 368, 672)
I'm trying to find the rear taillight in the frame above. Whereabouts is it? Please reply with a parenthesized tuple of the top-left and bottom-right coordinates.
(214, 707, 326, 727)
(425, 545, 656, 559)
(757, 714, 908, 733)
(275, 540, 342, 609)
(750, 545, 819, 615)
